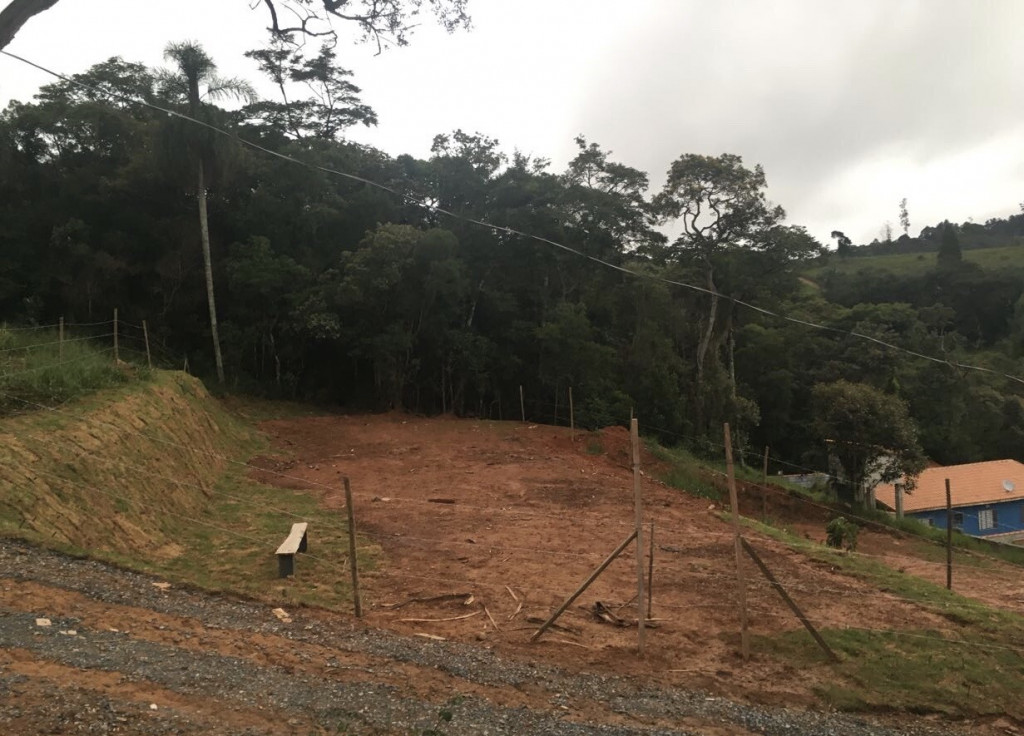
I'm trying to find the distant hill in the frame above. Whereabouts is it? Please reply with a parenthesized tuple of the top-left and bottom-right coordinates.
(805, 243, 1024, 282)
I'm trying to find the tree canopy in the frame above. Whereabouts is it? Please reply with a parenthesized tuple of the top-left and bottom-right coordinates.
(2, 48, 1024, 503)
(0, 0, 471, 52)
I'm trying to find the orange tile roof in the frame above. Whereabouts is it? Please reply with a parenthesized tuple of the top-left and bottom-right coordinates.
(875, 460, 1024, 513)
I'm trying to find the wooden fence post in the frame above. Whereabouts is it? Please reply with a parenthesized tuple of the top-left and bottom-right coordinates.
(344, 477, 362, 617)
(113, 308, 119, 363)
(519, 385, 526, 423)
(142, 320, 152, 369)
(647, 520, 655, 618)
(58, 316, 64, 365)
(630, 418, 645, 654)
(569, 386, 575, 442)
(724, 422, 749, 660)
(761, 445, 769, 522)
(531, 529, 637, 642)
(183, 356, 190, 375)
(946, 478, 953, 591)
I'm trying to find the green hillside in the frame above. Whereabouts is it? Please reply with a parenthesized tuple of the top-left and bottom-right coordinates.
(805, 244, 1024, 282)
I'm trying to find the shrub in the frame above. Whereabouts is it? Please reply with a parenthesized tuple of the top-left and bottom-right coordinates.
(826, 516, 859, 551)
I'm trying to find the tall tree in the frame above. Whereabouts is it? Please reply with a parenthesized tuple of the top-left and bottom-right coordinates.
(654, 153, 784, 424)
(244, 41, 377, 141)
(0, 0, 470, 52)
(937, 221, 962, 269)
(160, 41, 255, 383)
(899, 197, 910, 237)
(831, 229, 852, 257)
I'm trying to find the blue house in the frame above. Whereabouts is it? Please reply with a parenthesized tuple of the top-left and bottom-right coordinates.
(875, 460, 1024, 538)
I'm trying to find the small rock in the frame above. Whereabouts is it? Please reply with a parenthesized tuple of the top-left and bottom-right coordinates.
(35, 618, 51, 627)
(149, 704, 158, 711)
(272, 607, 292, 624)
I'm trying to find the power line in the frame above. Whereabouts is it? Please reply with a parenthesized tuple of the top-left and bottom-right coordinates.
(3, 49, 1023, 387)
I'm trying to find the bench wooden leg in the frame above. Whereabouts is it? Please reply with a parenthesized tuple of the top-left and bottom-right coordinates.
(277, 553, 295, 578)
(298, 532, 308, 553)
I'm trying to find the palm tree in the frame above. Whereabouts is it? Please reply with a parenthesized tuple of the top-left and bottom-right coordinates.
(160, 41, 255, 384)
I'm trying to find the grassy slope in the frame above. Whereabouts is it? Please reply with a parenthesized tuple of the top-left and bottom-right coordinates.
(749, 517, 1024, 717)
(648, 443, 1024, 719)
(804, 244, 1024, 281)
(3, 361, 1022, 718)
(0, 369, 368, 610)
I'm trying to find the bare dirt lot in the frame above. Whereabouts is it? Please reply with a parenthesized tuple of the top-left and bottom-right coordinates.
(249, 413, 1024, 732)
(3, 411, 1022, 735)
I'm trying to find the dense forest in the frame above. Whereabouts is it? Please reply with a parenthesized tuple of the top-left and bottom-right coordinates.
(2, 43, 1023, 500)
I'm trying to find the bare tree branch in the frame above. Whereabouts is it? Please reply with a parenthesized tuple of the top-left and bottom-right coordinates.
(0, 0, 469, 55)
(0, 0, 60, 51)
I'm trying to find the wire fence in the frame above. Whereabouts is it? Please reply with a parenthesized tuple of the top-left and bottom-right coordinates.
(3, 402, 1024, 668)
(2, 323, 1024, 672)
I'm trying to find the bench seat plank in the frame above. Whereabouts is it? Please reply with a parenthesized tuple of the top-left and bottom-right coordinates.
(276, 522, 309, 556)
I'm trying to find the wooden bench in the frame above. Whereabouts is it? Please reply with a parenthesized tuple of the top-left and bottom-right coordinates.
(276, 522, 309, 578)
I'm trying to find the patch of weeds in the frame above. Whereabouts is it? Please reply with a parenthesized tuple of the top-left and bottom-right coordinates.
(0, 328, 148, 417)
(646, 440, 723, 501)
(585, 434, 603, 455)
(757, 626, 1024, 719)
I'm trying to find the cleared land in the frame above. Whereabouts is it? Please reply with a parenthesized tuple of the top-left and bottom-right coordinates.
(2, 379, 1023, 734)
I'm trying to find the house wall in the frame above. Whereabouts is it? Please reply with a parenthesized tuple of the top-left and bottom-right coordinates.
(911, 499, 1024, 536)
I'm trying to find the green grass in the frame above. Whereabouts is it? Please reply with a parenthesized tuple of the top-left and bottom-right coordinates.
(804, 244, 1024, 281)
(0, 327, 147, 415)
(646, 438, 815, 502)
(0, 365, 369, 614)
(760, 627, 1024, 717)
(154, 466, 377, 610)
(741, 518, 1024, 717)
(646, 440, 725, 500)
(646, 430, 1024, 719)
(852, 506, 1024, 567)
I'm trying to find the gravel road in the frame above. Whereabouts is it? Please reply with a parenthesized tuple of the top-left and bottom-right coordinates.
(0, 539, 977, 735)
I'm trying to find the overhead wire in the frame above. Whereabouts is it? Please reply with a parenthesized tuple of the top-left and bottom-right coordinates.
(3, 48, 1024, 387)
(3, 52, 1024, 662)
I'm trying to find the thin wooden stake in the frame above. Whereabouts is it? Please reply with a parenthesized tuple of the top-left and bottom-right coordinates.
(183, 356, 190, 374)
(58, 316, 64, 365)
(761, 445, 769, 522)
(630, 418, 645, 654)
(113, 308, 119, 363)
(741, 537, 838, 663)
(946, 478, 953, 591)
(519, 385, 526, 423)
(646, 520, 655, 618)
(344, 477, 362, 617)
(142, 320, 152, 369)
(530, 529, 637, 642)
(569, 386, 575, 442)
(724, 422, 749, 660)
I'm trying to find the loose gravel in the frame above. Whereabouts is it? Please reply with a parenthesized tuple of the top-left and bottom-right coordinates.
(0, 540, 976, 735)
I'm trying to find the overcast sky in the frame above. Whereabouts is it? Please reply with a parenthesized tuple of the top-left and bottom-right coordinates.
(2, 0, 1023, 246)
